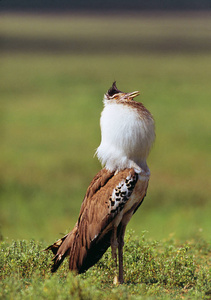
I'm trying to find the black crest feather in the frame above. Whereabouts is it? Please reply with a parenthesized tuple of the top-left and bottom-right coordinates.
(107, 81, 122, 97)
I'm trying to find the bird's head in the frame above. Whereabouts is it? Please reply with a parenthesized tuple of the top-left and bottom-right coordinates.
(105, 81, 140, 103)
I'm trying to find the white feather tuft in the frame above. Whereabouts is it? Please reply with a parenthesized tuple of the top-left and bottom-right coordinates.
(96, 98, 155, 172)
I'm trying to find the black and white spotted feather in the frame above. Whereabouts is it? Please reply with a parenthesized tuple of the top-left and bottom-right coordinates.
(109, 172, 138, 214)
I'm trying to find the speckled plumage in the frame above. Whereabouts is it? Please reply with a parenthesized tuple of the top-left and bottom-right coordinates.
(109, 172, 138, 214)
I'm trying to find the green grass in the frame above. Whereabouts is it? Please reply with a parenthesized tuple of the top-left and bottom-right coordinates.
(0, 12, 211, 299)
(1, 232, 210, 299)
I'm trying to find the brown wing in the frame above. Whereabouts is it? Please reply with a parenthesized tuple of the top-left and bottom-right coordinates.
(46, 168, 115, 272)
(69, 168, 138, 273)
(47, 168, 139, 273)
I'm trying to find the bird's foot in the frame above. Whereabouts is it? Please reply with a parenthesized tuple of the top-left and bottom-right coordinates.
(113, 275, 119, 285)
(113, 275, 124, 285)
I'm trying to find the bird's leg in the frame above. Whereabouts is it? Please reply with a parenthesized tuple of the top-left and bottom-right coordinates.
(110, 226, 118, 284)
(117, 223, 127, 284)
(117, 213, 133, 284)
(111, 226, 118, 263)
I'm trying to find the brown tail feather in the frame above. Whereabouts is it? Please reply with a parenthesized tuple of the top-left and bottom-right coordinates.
(45, 234, 68, 255)
(45, 227, 77, 273)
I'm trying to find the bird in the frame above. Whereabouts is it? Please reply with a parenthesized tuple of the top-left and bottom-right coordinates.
(46, 81, 155, 284)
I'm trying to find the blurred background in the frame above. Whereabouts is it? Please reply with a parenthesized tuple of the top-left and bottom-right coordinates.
(0, 1, 210, 243)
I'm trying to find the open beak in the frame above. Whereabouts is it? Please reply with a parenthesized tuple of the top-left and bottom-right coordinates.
(125, 91, 140, 100)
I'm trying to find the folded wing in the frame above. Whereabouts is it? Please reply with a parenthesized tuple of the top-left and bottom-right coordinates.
(46, 168, 139, 273)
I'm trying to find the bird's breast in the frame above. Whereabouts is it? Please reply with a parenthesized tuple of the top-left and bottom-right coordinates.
(97, 102, 155, 171)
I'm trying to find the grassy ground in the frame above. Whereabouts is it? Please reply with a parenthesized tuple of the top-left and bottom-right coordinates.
(0, 12, 211, 299)
(1, 232, 210, 299)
